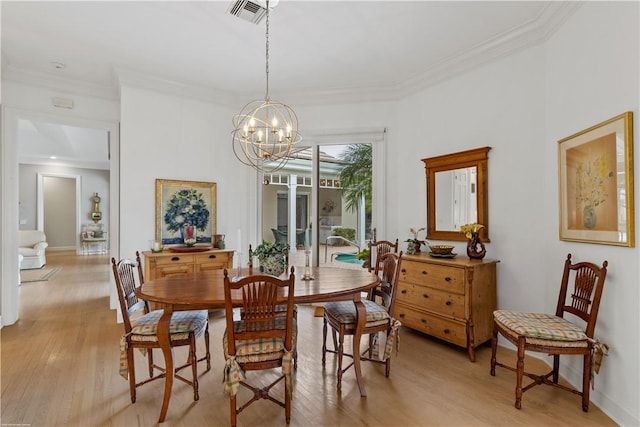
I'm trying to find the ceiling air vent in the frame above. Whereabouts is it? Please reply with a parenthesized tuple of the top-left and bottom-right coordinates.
(227, 0, 267, 25)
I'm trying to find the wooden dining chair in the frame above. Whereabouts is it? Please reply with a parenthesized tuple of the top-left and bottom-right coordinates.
(222, 267, 297, 427)
(367, 238, 399, 273)
(322, 252, 402, 390)
(490, 253, 608, 411)
(111, 257, 211, 404)
(244, 245, 298, 369)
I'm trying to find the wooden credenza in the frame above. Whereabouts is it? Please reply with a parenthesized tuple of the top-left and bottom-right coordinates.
(394, 253, 498, 362)
(142, 249, 235, 280)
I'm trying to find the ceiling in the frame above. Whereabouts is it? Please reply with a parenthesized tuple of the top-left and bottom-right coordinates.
(2, 1, 578, 169)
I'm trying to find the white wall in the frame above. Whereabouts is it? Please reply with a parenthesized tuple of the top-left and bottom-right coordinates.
(118, 85, 251, 263)
(544, 3, 639, 425)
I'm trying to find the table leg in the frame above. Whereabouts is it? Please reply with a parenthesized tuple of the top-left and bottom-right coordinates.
(157, 306, 175, 423)
(352, 300, 367, 397)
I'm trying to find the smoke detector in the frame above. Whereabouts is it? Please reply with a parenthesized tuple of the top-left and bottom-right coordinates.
(227, 0, 279, 25)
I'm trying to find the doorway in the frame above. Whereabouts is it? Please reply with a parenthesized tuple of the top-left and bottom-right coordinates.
(38, 174, 81, 249)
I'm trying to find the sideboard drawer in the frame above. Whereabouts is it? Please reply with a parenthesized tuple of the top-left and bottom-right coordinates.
(155, 264, 194, 278)
(399, 260, 464, 294)
(194, 252, 231, 270)
(396, 281, 465, 319)
(395, 303, 467, 347)
(153, 254, 196, 266)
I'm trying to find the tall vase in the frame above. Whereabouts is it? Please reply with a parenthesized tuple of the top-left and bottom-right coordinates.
(583, 205, 597, 229)
(466, 232, 486, 260)
(182, 224, 197, 247)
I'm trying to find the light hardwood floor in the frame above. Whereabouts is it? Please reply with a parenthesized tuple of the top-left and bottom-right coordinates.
(2, 251, 617, 426)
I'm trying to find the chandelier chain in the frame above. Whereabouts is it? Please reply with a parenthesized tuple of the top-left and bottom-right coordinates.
(265, 0, 270, 101)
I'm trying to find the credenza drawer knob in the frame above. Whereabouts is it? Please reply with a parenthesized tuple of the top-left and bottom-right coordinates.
(445, 300, 452, 306)
(401, 289, 407, 294)
(401, 268, 406, 273)
(421, 270, 428, 275)
(444, 277, 452, 282)
(444, 329, 450, 334)
(209, 254, 217, 259)
(398, 313, 405, 319)
(171, 257, 180, 262)
(421, 319, 427, 324)
(423, 294, 429, 299)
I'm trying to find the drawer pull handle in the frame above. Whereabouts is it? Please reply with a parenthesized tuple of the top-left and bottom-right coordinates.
(209, 255, 217, 259)
(401, 289, 407, 294)
(444, 329, 450, 334)
(401, 268, 406, 273)
(445, 301, 452, 306)
(422, 294, 429, 299)
(421, 270, 428, 275)
(421, 319, 427, 324)
(398, 313, 405, 319)
(444, 277, 452, 282)
(171, 257, 180, 262)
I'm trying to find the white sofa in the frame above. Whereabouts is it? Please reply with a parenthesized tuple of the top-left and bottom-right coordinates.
(19, 230, 48, 270)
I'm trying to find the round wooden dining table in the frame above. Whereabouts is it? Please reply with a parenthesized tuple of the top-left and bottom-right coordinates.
(136, 266, 380, 423)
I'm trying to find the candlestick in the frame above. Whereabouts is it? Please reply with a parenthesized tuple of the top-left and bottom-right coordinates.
(302, 249, 313, 281)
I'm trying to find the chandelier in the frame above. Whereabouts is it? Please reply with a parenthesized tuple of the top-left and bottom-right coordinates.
(231, 0, 301, 173)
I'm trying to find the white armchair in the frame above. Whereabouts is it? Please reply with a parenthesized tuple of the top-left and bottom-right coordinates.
(19, 230, 48, 270)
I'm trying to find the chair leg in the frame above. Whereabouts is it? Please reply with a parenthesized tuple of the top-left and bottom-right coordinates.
(127, 348, 137, 403)
(336, 328, 345, 391)
(490, 323, 498, 376)
(189, 337, 199, 401)
(147, 348, 154, 378)
(552, 354, 560, 384)
(322, 317, 328, 364)
(515, 336, 525, 409)
(582, 352, 591, 412)
(204, 325, 211, 371)
(285, 373, 292, 424)
(230, 394, 237, 427)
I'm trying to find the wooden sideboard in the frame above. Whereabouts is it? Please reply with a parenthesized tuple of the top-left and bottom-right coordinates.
(393, 253, 498, 362)
(142, 249, 235, 280)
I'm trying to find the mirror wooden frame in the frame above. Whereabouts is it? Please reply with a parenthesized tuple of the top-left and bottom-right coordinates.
(422, 147, 491, 242)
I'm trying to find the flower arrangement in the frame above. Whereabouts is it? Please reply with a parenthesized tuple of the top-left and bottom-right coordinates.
(460, 223, 484, 239)
(574, 155, 614, 208)
(164, 189, 210, 233)
(253, 240, 290, 276)
(253, 240, 290, 260)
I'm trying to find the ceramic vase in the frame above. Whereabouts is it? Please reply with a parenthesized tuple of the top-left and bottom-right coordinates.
(259, 254, 287, 277)
(466, 232, 486, 260)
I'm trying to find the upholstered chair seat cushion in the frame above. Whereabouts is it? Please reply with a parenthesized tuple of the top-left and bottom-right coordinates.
(324, 300, 391, 328)
(130, 309, 208, 340)
(494, 310, 589, 348)
(223, 317, 298, 363)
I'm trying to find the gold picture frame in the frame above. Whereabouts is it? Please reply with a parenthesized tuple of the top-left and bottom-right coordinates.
(155, 179, 217, 245)
(558, 111, 634, 246)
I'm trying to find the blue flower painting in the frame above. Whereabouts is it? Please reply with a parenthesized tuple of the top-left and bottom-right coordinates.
(156, 180, 216, 245)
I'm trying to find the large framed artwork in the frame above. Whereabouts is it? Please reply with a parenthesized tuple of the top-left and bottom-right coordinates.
(558, 111, 634, 246)
(155, 179, 217, 245)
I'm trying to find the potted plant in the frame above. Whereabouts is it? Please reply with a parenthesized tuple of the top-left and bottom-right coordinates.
(405, 227, 426, 254)
(252, 240, 290, 276)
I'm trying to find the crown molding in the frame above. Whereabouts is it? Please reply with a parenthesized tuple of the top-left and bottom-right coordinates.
(2, 2, 581, 108)
(113, 66, 239, 107)
(2, 64, 119, 101)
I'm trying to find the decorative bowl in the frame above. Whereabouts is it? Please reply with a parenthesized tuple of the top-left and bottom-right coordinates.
(429, 245, 455, 255)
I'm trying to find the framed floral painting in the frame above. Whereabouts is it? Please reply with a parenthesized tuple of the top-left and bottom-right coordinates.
(155, 179, 217, 245)
(558, 111, 634, 246)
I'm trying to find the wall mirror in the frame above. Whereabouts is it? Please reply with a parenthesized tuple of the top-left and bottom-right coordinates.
(422, 146, 491, 242)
